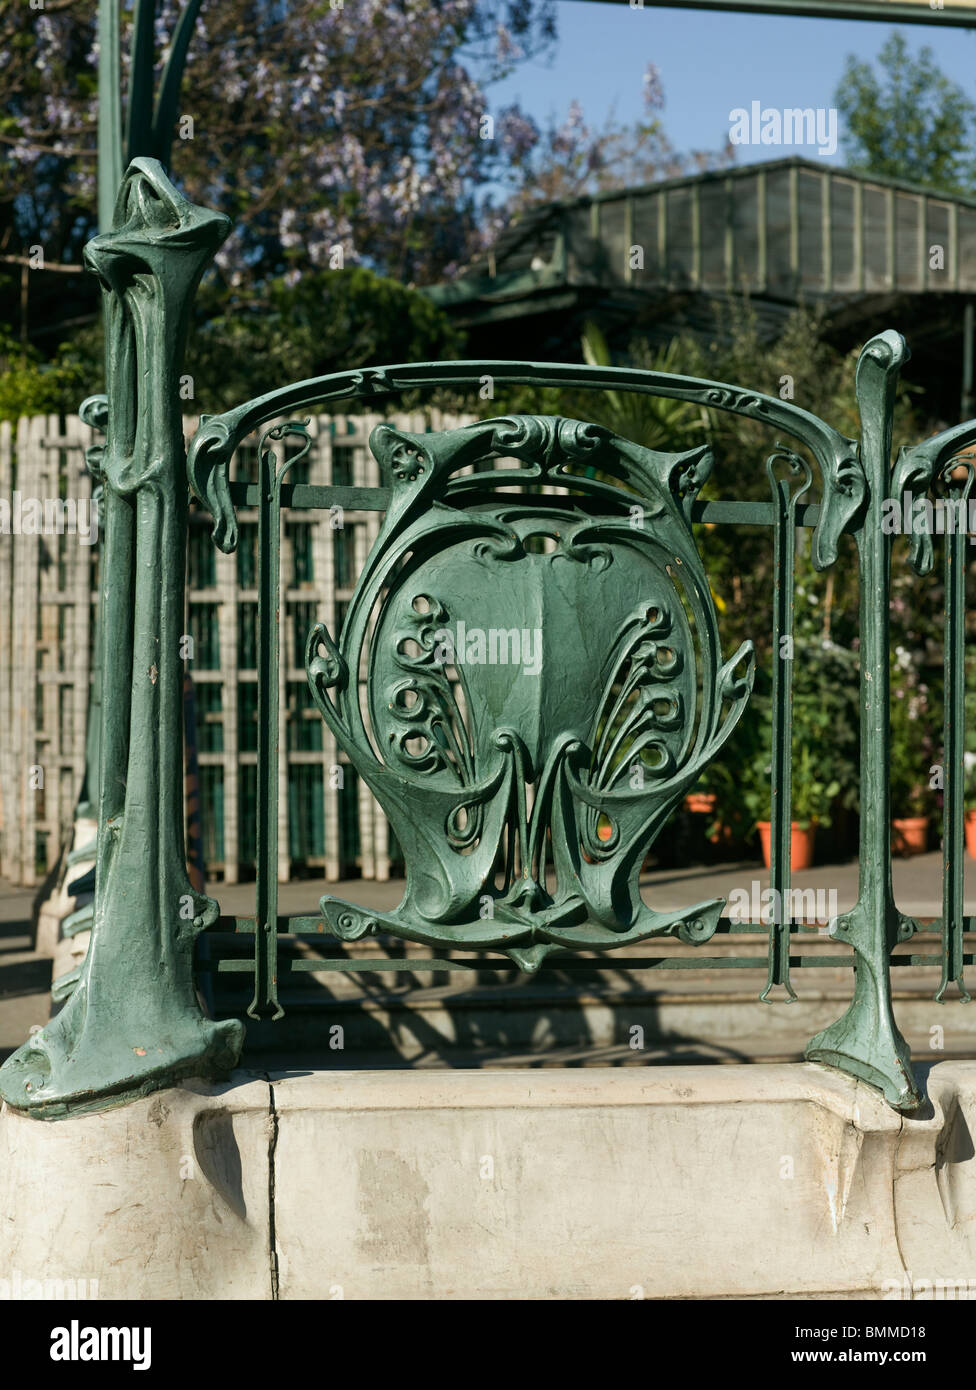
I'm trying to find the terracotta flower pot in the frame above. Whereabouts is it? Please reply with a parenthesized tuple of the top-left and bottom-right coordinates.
(891, 816, 929, 857)
(756, 820, 816, 872)
(966, 810, 976, 859)
(684, 792, 717, 814)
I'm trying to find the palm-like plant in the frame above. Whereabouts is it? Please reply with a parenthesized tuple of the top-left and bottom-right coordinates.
(578, 322, 709, 452)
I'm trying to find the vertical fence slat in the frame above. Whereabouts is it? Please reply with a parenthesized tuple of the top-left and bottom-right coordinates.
(40, 415, 61, 870)
(12, 416, 43, 884)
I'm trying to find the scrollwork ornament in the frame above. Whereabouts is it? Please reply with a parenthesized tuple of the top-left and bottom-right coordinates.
(306, 414, 756, 965)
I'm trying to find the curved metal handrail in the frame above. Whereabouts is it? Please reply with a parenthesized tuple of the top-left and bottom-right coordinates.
(186, 353, 871, 567)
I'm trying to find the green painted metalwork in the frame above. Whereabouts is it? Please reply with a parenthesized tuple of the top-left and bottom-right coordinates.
(251, 423, 313, 1020)
(300, 416, 757, 968)
(96, 0, 123, 235)
(212, 952, 974, 973)
(66, 0, 208, 893)
(762, 450, 811, 1003)
(938, 463, 974, 1004)
(805, 334, 922, 1109)
(187, 361, 864, 565)
(186, 329, 952, 1111)
(8, 153, 976, 1116)
(98, 0, 204, 211)
(0, 161, 244, 1118)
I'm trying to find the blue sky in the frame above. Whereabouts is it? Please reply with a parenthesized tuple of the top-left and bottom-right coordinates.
(490, 2, 976, 170)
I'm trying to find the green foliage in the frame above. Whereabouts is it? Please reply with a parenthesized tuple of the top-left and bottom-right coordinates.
(0, 326, 89, 424)
(835, 31, 976, 194)
(734, 635, 858, 833)
(694, 697, 765, 844)
(186, 268, 464, 412)
(1, 263, 465, 417)
(577, 322, 709, 450)
(789, 747, 842, 832)
(487, 322, 708, 448)
(668, 304, 918, 670)
(0, 259, 465, 422)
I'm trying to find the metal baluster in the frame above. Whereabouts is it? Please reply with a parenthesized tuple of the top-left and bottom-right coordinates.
(761, 450, 811, 1001)
(251, 422, 310, 1020)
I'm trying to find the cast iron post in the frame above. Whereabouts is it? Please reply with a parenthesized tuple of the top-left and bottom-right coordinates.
(0, 160, 244, 1117)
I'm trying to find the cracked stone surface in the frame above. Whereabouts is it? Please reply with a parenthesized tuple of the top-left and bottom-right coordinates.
(4, 1062, 976, 1299)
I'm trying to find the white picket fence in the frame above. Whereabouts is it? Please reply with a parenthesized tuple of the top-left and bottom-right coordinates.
(0, 409, 473, 887)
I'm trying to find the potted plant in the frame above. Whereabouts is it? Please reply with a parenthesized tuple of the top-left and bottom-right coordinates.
(746, 743, 840, 872)
(688, 710, 766, 852)
(889, 646, 934, 856)
(684, 760, 729, 840)
(736, 638, 857, 871)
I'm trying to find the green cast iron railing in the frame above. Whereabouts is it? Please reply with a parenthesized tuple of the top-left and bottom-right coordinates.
(2, 160, 975, 1120)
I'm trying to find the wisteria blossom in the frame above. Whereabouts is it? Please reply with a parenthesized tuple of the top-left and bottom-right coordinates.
(0, 0, 725, 294)
(1, 0, 556, 284)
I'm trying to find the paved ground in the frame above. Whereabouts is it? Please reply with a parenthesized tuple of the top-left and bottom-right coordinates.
(208, 850, 976, 921)
(2, 849, 974, 1066)
(0, 882, 51, 1064)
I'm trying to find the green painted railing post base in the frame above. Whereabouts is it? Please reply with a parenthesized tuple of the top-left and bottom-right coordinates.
(805, 921, 919, 1111)
(0, 999, 242, 1121)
